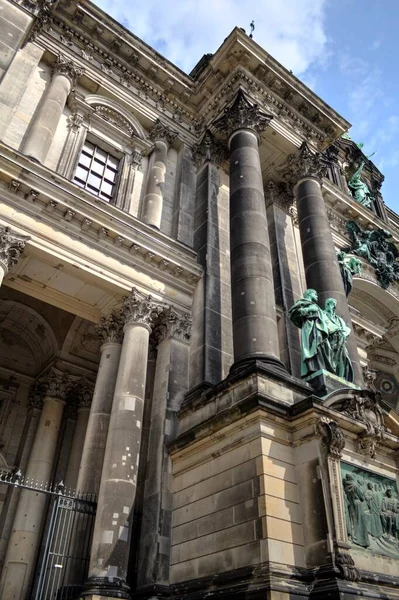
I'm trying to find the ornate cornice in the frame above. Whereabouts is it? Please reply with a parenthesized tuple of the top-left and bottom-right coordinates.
(40, 368, 71, 401)
(149, 119, 178, 146)
(317, 417, 345, 458)
(0, 226, 30, 273)
(279, 141, 328, 185)
(213, 89, 272, 140)
(122, 288, 163, 328)
(153, 306, 192, 345)
(192, 130, 228, 169)
(52, 53, 84, 85)
(96, 310, 124, 344)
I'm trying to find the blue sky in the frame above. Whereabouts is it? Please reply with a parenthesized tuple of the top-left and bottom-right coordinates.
(93, 0, 399, 213)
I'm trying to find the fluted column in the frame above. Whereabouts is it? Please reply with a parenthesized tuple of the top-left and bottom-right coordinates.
(0, 369, 70, 600)
(76, 312, 123, 496)
(214, 90, 285, 373)
(280, 142, 363, 385)
(83, 289, 162, 599)
(0, 226, 29, 286)
(142, 119, 177, 229)
(65, 379, 94, 491)
(22, 53, 83, 163)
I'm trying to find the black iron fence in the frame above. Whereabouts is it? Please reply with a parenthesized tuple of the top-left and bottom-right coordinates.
(0, 471, 96, 600)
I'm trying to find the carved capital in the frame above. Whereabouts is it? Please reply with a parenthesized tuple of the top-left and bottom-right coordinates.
(40, 368, 71, 401)
(279, 141, 328, 185)
(0, 226, 29, 274)
(52, 54, 84, 86)
(192, 130, 228, 169)
(154, 307, 192, 345)
(28, 381, 45, 411)
(213, 89, 272, 140)
(67, 112, 84, 132)
(129, 148, 143, 170)
(317, 417, 346, 458)
(149, 119, 178, 146)
(69, 378, 94, 409)
(265, 180, 294, 211)
(96, 310, 124, 344)
(123, 288, 163, 329)
(28, 0, 53, 42)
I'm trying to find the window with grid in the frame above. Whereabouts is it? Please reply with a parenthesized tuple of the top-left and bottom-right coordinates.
(73, 141, 120, 202)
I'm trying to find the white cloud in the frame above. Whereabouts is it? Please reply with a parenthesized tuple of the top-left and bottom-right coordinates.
(93, 0, 328, 75)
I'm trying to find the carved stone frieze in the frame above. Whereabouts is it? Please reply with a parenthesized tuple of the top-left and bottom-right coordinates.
(279, 141, 328, 185)
(149, 119, 178, 146)
(40, 368, 71, 401)
(317, 417, 346, 458)
(122, 288, 163, 328)
(96, 310, 124, 344)
(192, 130, 228, 169)
(0, 226, 30, 273)
(264, 180, 294, 211)
(213, 89, 272, 139)
(52, 53, 84, 85)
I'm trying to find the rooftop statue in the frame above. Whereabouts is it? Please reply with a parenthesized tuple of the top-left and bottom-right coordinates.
(337, 251, 362, 297)
(347, 161, 373, 209)
(346, 221, 399, 289)
(324, 298, 354, 382)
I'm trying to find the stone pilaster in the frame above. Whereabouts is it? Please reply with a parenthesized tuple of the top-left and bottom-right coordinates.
(137, 307, 191, 591)
(280, 141, 363, 385)
(65, 379, 94, 491)
(84, 289, 162, 599)
(0, 226, 29, 285)
(22, 53, 84, 163)
(142, 119, 177, 229)
(214, 89, 285, 373)
(0, 368, 70, 600)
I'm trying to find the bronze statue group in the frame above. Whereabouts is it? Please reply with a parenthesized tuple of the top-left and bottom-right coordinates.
(342, 472, 399, 551)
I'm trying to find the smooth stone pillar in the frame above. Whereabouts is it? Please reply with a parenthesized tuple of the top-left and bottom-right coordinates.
(0, 392, 65, 600)
(76, 342, 122, 496)
(84, 290, 157, 599)
(229, 129, 284, 371)
(142, 139, 168, 229)
(295, 176, 363, 385)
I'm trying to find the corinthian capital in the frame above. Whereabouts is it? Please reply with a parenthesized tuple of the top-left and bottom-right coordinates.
(52, 53, 85, 85)
(154, 307, 192, 345)
(279, 141, 328, 185)
(0, 226, 30, 273)
(28, 380, 45, 411)
(68, 377, 94, 409)
(96, 310, 124, 344)
(40, 368, 71, 401)
(123, 288, 163, 328)
(213, 89, 272, 140)
(192, 130, 228, 169)
(149, 119, 178, 146)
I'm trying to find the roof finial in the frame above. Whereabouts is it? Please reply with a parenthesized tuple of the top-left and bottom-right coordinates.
(249, 20, 255, 39)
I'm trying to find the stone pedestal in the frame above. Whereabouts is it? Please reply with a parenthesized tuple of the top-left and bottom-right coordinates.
(303, 369, 360, 398)
(22, 55, 83, 163)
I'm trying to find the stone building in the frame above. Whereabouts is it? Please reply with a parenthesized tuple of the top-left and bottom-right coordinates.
(0, 1, 399, 599)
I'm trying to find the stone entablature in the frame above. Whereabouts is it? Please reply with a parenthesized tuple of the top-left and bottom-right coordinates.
(0, 145, 202, 293)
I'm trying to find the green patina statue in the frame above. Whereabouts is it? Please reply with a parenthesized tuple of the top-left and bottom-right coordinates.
(348, 161, 373, 209)
(346, 221, 399, 289)
(289, 289, 354, 382)
(337, 251, 362, 297)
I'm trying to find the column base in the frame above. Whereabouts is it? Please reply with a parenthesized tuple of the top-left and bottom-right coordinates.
(81, 577, 130, 599)
(303, 369, 360, 398)
(230, 353, 288, 376)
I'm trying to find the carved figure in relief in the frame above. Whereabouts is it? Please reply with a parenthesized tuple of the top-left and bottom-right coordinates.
(288, 289, 334, 377)
(324, 298, 354, 382)
(337, 251, 362, 297)
(348, 161, 373, 208)
(381, 488, 398, 539)
(343, 473, 370, 548)
(364, 482, 383, 539)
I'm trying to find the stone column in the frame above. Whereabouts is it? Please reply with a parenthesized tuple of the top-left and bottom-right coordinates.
(64, 379, 94, 491)
(0, 226, 29, 286)
(76, 312, 124, 496)
(137, 308, 191, 591)
(22, 53, 83, 164)
(214, 90, 285, 373)
(142, 119, 177, 229)
(0, 369, 70, 600)
(83, 289, 162, 599)
(280, 142, 363, 385)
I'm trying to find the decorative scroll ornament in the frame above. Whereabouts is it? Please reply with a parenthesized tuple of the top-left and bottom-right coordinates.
(92, 105, 135, 137)
(213, 89, 272, 139)
(153, 307, 192, 345)
(52, 54, 84, 86)
(40, 369, 71, 401)
(317, 417, 346, 458)
(335, 551, 360, 582)
(278, 141, 328, 185)
(149, 119, 178, 146)
(342, 391, 386, 458)
(0, 226, 30, 273)
(96, 310, 124, 344)
(192, 130, 228, 169)
(123, 288, 163, 328)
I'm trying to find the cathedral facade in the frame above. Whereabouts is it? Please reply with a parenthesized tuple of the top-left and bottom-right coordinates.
(0, 1, 399, 599)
